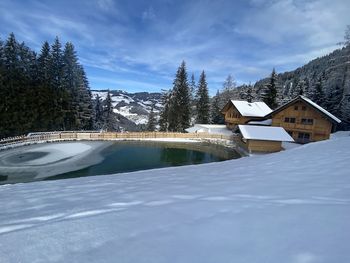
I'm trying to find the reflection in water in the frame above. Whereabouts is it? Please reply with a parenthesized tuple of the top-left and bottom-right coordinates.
(47, 141, 240, 182)
(0, 141, 241, 184)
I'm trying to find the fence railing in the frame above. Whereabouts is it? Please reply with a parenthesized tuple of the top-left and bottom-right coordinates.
(0, 131, 235, 149)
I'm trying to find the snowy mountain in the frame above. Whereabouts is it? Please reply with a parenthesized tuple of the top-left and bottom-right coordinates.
(91, 90, 162, 128)
(1, 132, 349, 262)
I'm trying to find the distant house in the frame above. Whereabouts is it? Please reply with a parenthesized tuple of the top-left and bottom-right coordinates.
(265, 96, 341, 143)
(238, 125, 294, 153)
(221, 100, 272, 129)
(185, 124, 233, 136)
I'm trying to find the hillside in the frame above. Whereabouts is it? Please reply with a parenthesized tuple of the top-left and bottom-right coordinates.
(91, 90, 162, 129)
(218, 45, 350, 128)
(1, 132, 349, 262)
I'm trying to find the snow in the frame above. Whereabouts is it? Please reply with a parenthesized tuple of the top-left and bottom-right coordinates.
(0, 142, 110, 181)
(186, 124, 233, 136)
(91, 91, 160, 126)
(111, 95, 134, 104)
(247, 119, 273, 126)
(231, 100, 272, 117)
(300, 96, 341, 123)
(91, 91, 108, 100)
(20, 143, 92, 165)
(238, 125, 294, 142)
(1, 134, 350, 262)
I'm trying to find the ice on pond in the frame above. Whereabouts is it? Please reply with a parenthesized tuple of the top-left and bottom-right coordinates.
(0, 141, 111, 183)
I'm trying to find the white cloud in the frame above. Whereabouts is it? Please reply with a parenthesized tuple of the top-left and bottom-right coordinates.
(236, 0, 349, 48)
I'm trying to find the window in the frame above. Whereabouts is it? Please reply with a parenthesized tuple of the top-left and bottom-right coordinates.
(301, 118, 313, 125)
(294, 106, 298, 110)
(284, 117, 296, 123)
(302, 106, 307, 111)
(298, 132, 311, 143)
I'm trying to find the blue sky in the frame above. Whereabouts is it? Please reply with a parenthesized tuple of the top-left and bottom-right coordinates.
(0, 0, 349, 95)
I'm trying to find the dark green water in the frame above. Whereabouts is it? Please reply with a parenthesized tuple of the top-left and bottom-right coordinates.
(46, 141, 241, 181)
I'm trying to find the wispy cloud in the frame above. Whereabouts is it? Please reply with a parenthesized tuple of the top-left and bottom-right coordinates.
(0, 0, 349, 94)
(142, 6, 156, 21)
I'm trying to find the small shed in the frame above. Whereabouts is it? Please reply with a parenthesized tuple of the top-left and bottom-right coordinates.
(238, 125, 294, 153)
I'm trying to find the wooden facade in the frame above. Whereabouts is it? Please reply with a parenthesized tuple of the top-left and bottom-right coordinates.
(222, 104, 251, 129)
(221, 101, 271, 129)
(267, 96, 340, 143)
(237, 125, 293, 153)
(243, 139, 282, 153)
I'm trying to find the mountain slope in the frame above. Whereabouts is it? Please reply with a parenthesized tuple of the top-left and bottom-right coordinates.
(219, 45, 350, 128)
(91, 90, 162, 128)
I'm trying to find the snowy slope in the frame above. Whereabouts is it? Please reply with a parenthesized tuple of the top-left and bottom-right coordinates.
(91, 90, 162, 126)
(0, 133, 350, 262)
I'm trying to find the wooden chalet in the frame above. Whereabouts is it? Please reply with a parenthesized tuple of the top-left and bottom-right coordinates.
(221, 100, 272, 129)
(265, 95, 341, 143)
(237, 125, 294, 153)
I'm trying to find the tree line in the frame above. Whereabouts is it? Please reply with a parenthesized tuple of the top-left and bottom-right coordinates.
(156, 61, 210, 132)
(0, 33, 93, 138)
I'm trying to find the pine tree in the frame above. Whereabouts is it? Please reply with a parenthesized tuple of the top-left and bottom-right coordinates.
(159, 89, 171, 131)
(2, 33, 22, 137)
(195, 70, 210, 124)
(50, 37, 64, 90)
(93, 94, 103, 129)
(0, 37, 7, 137)
(293, 78, 310, 97)
(103, 90, 115, 131)
(210, 90, 224, 124)
(189, 73, 196, 101)
(303, 78, 310, 97)
(326, 84, 344, 117)
(238, 84, 254, 102)
(221, 74, 236, 104)
(296, 80, 304, 96)
(340, 94, 350, 127)
(146, 103, 156, 131)
(168, 61, 191, 132)
(50, 37, 65, 130)
(311, 76, 326, 106)
(343, 25, 350, 47)
(18, 42, 39, 133)
(0, 33, 94, 137)
(62, 42, 79, 130)
(262, 68, 278, 109)
(189, 73, 196, 123)
(246, 83, 254, 102)
(77, 65, 93, 130)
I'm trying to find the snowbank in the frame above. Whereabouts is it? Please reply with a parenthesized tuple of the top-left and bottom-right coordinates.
(0, 134, 349, 262)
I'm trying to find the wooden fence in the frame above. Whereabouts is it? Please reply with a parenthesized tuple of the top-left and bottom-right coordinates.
(0, 131, 235, 149)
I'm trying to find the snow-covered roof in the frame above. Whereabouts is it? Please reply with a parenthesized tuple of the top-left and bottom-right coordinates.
(185, 124, 233, 136)
(300, 96, 341, 123)
(247, 119, 272, 126)
(238, 125, 294, 142)
(231, 101, 272, 117)
(266, 96, 341, 124)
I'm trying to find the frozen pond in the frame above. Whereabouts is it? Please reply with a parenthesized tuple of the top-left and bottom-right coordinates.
(0, 141, 241, 184)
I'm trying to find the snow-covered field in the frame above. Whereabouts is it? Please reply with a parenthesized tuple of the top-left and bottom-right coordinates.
(0, 133, 350, 262)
